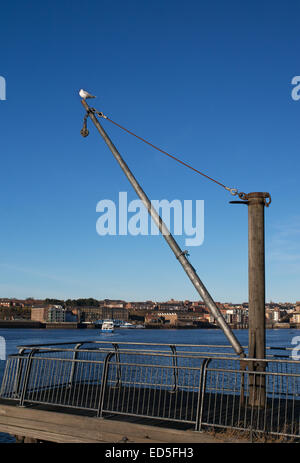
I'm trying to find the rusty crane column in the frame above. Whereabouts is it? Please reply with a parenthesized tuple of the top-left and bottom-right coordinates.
(231, 191, 271, 407)
(247, 193, 268, 363)
(231, 192, 271, 407)
(247, 192, 270, 407)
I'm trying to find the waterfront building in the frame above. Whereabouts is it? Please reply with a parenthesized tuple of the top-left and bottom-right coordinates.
(73, 306, 129, 323)
(31, 305, 66, 323)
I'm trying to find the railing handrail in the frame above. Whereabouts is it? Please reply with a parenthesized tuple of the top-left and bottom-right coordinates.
(17, 340, 295, 350)
(7, 349, 300, 365)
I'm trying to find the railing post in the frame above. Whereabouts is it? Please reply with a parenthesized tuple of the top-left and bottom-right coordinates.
(12, 348, 26, 398)
(170, 345, 178, 393)
(195, 358, 211, 431)
(68, 343, 84, 388)
(239, 358, 248, 408)
(112, 343, 122, 388)
(18, 349, 37, 407)
(97, 351, 114, 418)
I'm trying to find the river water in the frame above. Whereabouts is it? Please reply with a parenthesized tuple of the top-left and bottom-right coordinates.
(0, 327, 299, 442)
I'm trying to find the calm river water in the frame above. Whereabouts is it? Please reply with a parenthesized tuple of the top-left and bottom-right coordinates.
(0, 327, 299, 443)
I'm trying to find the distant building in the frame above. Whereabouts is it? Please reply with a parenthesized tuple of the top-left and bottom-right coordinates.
(73, 306, 129, 322)
(31, 305, 66, 323)
(48, 306, 66, 323)
(157, 312, 178, 325)
(291, 307, 300, 324)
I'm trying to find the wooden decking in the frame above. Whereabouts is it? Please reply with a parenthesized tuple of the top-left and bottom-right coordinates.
(0, 401, 244, 443)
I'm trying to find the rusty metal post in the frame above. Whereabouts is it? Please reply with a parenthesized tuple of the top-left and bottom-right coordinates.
(247, 192, 270, 407)
(230, 191, 271, 407)
(248, 193, 267, 361)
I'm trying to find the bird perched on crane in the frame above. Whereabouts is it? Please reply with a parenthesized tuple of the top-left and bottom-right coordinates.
(79, 89, 96, 99)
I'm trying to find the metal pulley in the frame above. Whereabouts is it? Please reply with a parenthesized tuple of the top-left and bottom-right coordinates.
(80, 125, 89, 137)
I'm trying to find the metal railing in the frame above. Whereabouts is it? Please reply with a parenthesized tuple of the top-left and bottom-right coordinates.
(0, 342, 299, 440)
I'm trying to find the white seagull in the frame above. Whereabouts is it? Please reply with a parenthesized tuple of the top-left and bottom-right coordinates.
(79, 89, 96, 99)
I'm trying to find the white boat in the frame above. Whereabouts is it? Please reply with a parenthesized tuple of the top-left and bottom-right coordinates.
(119, 322, 135, 329)
(101, 320, 114, 333)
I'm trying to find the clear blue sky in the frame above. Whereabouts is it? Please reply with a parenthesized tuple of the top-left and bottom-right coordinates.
(0, 0, 300, 303)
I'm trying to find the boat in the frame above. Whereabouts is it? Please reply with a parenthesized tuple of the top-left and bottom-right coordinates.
(135, 324, 145, 329)
(101, 319, 114, 333)
(119, 321, 135, 329)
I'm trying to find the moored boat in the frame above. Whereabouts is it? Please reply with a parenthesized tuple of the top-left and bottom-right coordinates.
(119, 322, 135, 329)
(101, 320, 114, 333)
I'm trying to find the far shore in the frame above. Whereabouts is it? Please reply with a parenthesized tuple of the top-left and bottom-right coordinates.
(0, 320, 299, 330)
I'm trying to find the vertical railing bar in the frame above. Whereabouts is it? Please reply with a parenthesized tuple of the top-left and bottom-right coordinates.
(291, 376, 295, 436)
(131, 362, 139, 415)
(256, 373, 262, 431)
(84, 361, 93, 409)
(283, 376, 289, 436)
(195, 358, 211, 431)
(270, 369, 276, 434)
(185, 366, 192, 422)
(119, 363, 127, 413)
(68, 343, 83, 388)
(61, 359, 70, 407)
(189, 365, 195, 423)
(126, 364, 133, 414)
(277, 375, 283, 435)
(113, 343, 122, 388)
(212, 365, 220, 425)
(141, 366, 148, 415)
(219, 369, 225, 425)
(114, 362, 122, 413)
(170, 345, 178, 393)
(73, 361, 82, 407)
(162, 366, 168, 419)
(38, 358, 46, 402)
(48, 358, 57, 405)
(79, 359, 86, 407)
(224, 371, 230, 426)
(146, 365, 154, 417)
(32, 356, 40, 401)
(231, 369, 238, 427)
(57, 357, 66, 405)
(167, 367, 173, 419)
(136, 366, 142, 416)
(130, 362, 136, 415)
(91, 359, 98, 410)
(40, 358, 48, 404)
(262, 374, 268, 434)
(97, 351, 114, 418)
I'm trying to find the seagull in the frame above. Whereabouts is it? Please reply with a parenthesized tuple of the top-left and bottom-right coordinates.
(79, 89, 96, 99)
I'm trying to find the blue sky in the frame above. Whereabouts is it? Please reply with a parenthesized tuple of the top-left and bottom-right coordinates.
(0, 0, 300, 303)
